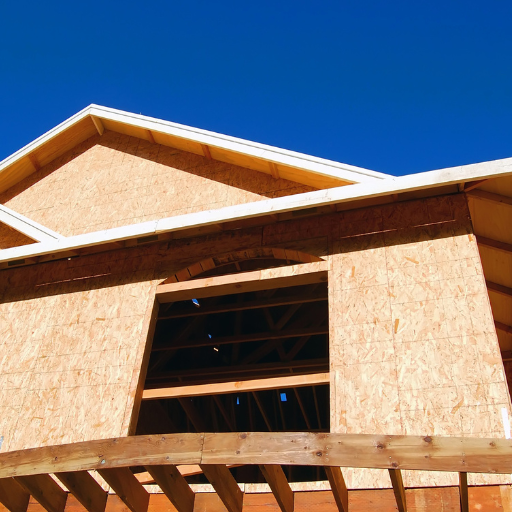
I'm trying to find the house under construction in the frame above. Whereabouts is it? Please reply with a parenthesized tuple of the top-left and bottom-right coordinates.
(1, 105, 512, 512)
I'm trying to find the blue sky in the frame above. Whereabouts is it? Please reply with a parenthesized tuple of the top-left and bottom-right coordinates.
(0, 1, 511, 176)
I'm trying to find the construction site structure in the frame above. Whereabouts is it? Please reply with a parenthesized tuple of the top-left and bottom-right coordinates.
(1, 105, 512, 511)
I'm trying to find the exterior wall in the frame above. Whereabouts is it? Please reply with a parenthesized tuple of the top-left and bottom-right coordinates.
(0, 131, 315, 237)
(0, 222, 35, 249)
(0, 193, 509, 490)
(329, 195, 512, 488)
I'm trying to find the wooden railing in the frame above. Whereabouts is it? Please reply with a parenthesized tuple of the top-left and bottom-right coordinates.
(1, 432, 511, 512)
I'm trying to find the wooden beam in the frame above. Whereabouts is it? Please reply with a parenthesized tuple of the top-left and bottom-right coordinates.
(199, 465, 243, 512)
(487, 280, 512, 298)
(213, 395, 235, 431)
(268, 162, 280, 179)
(156, 262, 328, 304)
(477, 235, 512, 254)
(27, 153, 40, 172)
(463, 178, 489, 192)
(294, 388, 311, 430)
(159, 289, 327, 320)
(146, 130, 156, 144)
(467, 189, 512, 207)
(459, 472, 468, 512)
(152, 326, 328, 351)
(324, 467, 348, 512)
(145, 465, 194, 512)
(0, 478, 30, 512)
(259, 465, 293, 512)
(252, 391, 273, 431)
(388, 469, 407, 512)
(97, 468, 149, 512)
(8, 432, 512, 478)
(495, 321, 512, 335)
(143, 372, 330, 400)
(14, 474, 67, 512)
(90, 116, 104, 136)
(54, 471, 107, 512)
(201, 144, 213, 159)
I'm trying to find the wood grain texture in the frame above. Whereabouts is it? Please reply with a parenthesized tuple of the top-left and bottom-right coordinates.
(98, 468, 149, 512)
(259, 465, 293, 512)
(0, 477, 30, 512)
(324, 467, 348, 512)
(14, 474, 67, 512)
(54, 471, 107, 512)
(199, 465, 243, 512)
(145, 465, 194, 512)
(388, 469, 407, 512)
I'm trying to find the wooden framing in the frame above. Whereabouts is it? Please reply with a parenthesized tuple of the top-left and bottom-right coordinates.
(155, 261, 328, 304)
(2, 432, 512, 512)
(143, 373, 330, 400)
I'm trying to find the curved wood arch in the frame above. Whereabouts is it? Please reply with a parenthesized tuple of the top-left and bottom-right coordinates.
(162, 247, 324, 285)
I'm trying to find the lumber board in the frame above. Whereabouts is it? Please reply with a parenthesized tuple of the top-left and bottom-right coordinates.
(145, 465, 194, 512)
(459, 472, 468, 512)
(14, 474, 67, 512)
(259, 465, 293, 512)
(54, 471, 107, 512)
(0, 477, 30, 512)
(324, 467, 348, 512)
(477, 235, 512, 254)
(5, 433, 512, 478)
(142, 373, 330, 400)
(98, 468, 149, 512)
(486, 280, 512, 298)
(467, 189, 512, 206)
(199, 465, 243, 512)
(388, 469, 407, 512)
(156, 262, 328, 303)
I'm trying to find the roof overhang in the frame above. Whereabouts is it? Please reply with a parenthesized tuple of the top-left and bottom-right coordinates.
(0, 104, 390, 194)
(1, 156, 511, 268)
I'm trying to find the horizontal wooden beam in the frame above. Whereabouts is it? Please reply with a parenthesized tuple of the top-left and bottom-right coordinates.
(143, 372, 330, 400)
(158, 289, 327, 319)
(467, 189, 512, 207)
(156, 262, 328, 304)
(487, 280, 512, 298)
(496, 321, 512, 335)
(5, 432, 512, 479)
(477, 235, 512, 254)
(153, 326, 328, 351)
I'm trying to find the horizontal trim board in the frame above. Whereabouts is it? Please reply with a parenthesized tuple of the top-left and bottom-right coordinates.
(142, 372, 330, 400)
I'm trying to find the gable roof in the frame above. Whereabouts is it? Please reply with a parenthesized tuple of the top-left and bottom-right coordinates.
(0, 105, 391, 195)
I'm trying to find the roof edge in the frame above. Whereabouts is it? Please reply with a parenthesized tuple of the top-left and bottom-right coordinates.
(1, 156, 511, 265)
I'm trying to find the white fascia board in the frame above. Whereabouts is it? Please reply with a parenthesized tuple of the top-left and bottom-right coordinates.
(0, 204, 63, 242)
(88, 105, 391, 183)
(1, 156, 511, 264)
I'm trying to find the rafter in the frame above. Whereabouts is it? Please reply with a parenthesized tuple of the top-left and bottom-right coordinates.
(467, 189, 512, 206)
(477, 235, 512, 254)
(54, 471, 107, 512)
(259, 465, 293, 512)
(459, 472, 469, 512)
(98, 468, 149, 512)
(146, 465, 194, 512)
(388, 469, 407, 512)
(15, 474, 67, 512)
(324, 467, 348, 512)
(486, 280, 512, 298)
(199, 465, 243, 512)
(0, 478, 29, 512)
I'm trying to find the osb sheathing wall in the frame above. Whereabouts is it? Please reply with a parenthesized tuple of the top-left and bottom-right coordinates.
(0, 193, 509, 491)
(0, 222, 35, 249)
(0, 131, 315, 237)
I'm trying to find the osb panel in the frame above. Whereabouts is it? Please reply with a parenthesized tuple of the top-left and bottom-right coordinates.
(329, 194, 512, 489)
(0, 222, 35, 249)
(0, 131, 315, 237)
